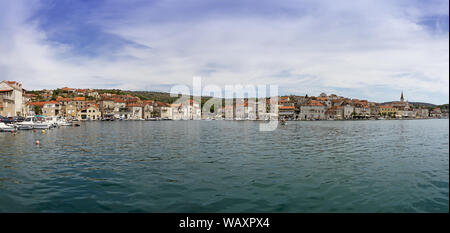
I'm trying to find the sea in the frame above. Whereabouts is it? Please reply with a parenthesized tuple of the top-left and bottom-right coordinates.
(0, 119, 448, 212)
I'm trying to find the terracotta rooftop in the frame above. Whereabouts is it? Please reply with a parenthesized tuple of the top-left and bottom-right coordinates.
(279, 106, 295, 110)
(73, 97, 86, 101)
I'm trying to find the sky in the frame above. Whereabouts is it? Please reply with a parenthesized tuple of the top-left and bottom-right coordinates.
(0, 0, 448, 104)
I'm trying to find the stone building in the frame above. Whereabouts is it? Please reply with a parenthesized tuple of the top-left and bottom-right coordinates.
(299, 100, 326, 120)
(0, 81, 25, 117)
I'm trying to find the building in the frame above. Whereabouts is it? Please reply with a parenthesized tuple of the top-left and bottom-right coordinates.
(279, 106, 295, 120)
(430, 107, 442, 118)
(414, 108, 429, 119)
(379, 105, 397, 117)
(42, 101, 61, 117)
(72, 97, 86, 110)
(299, 100, 326, 120)
(325, 106, 344, 120)
(127, 103, 143, 120)
(392, 91, 411, 111)
(143, 101, 155, 119)
(64, 104, 78, 119)
(77, 106, 101, 121)
(0, 81, 25, 117)
(343, 104, 354, 119)
(159, 104, 173, 119)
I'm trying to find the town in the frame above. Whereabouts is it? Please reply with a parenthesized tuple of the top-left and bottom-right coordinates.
(0, 80, 448, 122)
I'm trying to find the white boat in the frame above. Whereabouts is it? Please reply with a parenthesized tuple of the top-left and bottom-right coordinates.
(33, 121, 52, 129)
(58, 119, 73, 126)
(0, 122, 15, 132)
(16, 116, 36, 130)
(32, 116, 52, 129)
(45, 116, 59, 128)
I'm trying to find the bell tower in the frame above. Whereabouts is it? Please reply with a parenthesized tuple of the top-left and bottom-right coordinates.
(400, 91, 404, 102)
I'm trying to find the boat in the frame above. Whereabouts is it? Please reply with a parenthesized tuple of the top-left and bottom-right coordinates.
(16, 116, 36, 130)
(57, 118, 73, 126)
(45, 116, 59, 128)
(33, 121, 52, 129)
(0, 122, 15, 132)
(33, 116, 52, 129)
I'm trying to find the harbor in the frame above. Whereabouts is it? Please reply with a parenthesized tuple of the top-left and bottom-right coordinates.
(0, 119, 448, 213)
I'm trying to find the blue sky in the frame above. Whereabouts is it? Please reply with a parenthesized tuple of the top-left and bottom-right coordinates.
(0, 0, 448, 104)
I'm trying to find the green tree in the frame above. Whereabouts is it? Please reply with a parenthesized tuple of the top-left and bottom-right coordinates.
(34, 106, 42, 115)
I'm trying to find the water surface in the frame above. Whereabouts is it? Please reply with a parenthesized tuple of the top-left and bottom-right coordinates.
(0, 119, 448, 212)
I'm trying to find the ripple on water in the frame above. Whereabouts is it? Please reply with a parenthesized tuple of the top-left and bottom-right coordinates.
(0, 120, 448, 213)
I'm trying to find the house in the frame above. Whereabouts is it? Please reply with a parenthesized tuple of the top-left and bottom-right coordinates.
(61, 87, 75, 93)
(430, 107, 442, 118)
(99, 99, 116, 117)
(279, 106, 295, 120)
(72, 97, 86, 111)
(155, 102, 172, 119)
(325, 106, 344, 120)
(343, 104, 354, 119)
(379, 105, 397, 117)
(127, 103, 143, 119)
(299, 100, 326, 120)
(414, 108, 429, 119)
(189, 100, 202, 120)
(63, 104, 78, 119)
(369, 103, 380, 116)
(77, 106, 101, 121)
(0, 81, 25, 117)
(42, 101, 61, 117)
(353, 102, 370, 118)
(113, 99, 128, 119)
(170, 100, 201, 120)
(143, 101, 155, 119)
(171, 103, 184, 120)
(87, 90, 99, 99)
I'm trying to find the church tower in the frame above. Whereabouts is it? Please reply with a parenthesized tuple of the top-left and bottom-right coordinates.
(400, 91, 404, 102)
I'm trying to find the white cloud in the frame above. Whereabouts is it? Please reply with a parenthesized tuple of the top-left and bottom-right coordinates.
(0, 0, 448, 104)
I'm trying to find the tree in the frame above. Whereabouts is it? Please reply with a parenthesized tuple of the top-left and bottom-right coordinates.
(34, 106, 42, 115)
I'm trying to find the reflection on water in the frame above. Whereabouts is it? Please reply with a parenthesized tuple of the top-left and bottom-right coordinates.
(0, 119, 448, 213)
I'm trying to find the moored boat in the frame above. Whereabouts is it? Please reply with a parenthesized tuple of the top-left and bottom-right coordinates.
(0, 122, 15, 132)
(16, 116, 36, 130)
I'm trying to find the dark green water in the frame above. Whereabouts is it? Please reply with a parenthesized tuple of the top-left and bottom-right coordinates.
(0, 119, 448, 213)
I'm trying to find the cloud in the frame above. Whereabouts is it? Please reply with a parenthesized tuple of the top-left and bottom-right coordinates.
(0, 0, 448, 104)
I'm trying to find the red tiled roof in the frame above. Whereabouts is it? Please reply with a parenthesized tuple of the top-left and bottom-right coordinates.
(73, 97, 86, 101)
(307, 100, 324, 106)
(156, 101, 169, 107)
(44, 101, 59, 105)
(279, 106, 295, 110)
(112, 98, 126, 103)
(28, 102, 46, 107)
